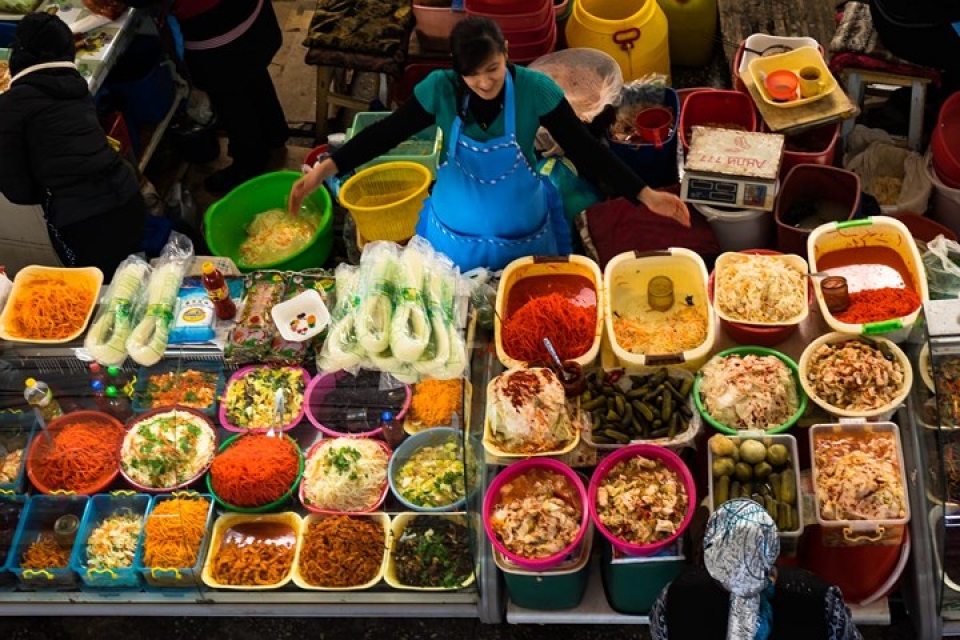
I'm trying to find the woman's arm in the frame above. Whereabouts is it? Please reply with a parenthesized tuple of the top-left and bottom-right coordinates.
(541, 99, 690, 227)
(289, 97, 435, 213)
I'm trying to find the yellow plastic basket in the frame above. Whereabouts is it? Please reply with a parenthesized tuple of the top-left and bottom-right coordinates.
(338, 161, 432, 243)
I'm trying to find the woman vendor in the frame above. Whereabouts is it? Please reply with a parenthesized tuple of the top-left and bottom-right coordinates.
(0, 13, 146, 279)
(290, 17, 690, 272)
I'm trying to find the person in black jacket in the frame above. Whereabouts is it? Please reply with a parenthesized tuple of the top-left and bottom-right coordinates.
(125, 0, 289, 194)
(0, 13, 146, 279)
(870, 0, 960, 91)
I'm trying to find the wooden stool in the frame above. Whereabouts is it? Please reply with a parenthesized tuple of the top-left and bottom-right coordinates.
(840, 67, 932, 151)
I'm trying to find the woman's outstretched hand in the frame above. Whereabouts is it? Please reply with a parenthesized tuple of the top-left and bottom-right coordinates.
(639, 187, 691, 228)
(289, 158, 338, 214)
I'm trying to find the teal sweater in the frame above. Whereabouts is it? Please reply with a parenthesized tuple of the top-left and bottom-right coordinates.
(413, 66, 565, 167)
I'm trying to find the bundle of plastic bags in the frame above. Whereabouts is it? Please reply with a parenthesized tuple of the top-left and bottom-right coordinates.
(318, 237, 467, 382)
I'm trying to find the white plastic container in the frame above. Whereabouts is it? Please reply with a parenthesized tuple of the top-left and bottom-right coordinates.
(384, 512, 476, 591)
(737, 34, 820, 76)
(798, 332, 912, 420)
(603, 248, 716, 371)
(200, 512, 302, 590)
(809, 421, 910, 546)
(706, 432, 804, 539)
(270, 289, 330, 342)
(695, 204, 774, 253)
(807, 216, 929, 343)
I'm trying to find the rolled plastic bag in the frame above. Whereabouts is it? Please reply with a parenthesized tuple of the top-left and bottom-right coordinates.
(317, 263, 365, 373)
(83, 255, 152, 366)
(126, 232, 194, 366)
(390, 241, 432, 362)
(355, 241, 399, 355)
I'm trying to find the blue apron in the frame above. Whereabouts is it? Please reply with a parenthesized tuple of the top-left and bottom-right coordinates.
(416, 73, 572, 272)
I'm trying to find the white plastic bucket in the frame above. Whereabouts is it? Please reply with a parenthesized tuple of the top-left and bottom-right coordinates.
(694, 203, 773, 252)
(927, 156, 960, 236)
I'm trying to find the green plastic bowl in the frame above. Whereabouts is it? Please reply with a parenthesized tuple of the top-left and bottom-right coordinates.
(207, 433, 305, 513)
(693, 346, 807, 435)
(203, 171, 333, 273)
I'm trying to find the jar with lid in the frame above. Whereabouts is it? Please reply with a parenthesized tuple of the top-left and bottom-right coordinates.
(648, 276, 675, 311)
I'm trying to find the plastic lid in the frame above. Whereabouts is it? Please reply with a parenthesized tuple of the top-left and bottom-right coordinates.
(89, 363, 102, 373)
(381, 411, 394, 423)
(105, 385, 119, 398)
(92, 380, 105, 392)
(25, 378, 36, 388)
(202, 261, 216, 275)
(107, 366, 121, 376)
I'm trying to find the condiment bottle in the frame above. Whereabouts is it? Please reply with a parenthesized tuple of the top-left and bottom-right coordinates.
(821, 276, 850, 314)
(91, 379, 109, 412)
(201, 262, 237, 321)
(23, 378, 63, 422)
(382, 411, 406, 449)
(648, 276, 675, 311)
(53, 514, 79, 549)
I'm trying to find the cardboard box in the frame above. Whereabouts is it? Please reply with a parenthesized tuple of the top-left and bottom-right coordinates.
(681, 127, 785, 211)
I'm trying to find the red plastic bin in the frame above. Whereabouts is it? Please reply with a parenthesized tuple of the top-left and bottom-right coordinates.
(391, 60, 453, 106)
(777, 121, 840, 179)
(931, 91, 960, 188)
(507, 21, 556, 63)
(467, 0, 552, 27)
(678, 89, 757, 152)
(501, 15, 555, 43)
(774, 164, 861, 255)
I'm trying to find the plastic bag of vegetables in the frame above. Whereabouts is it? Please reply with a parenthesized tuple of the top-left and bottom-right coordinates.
(126, 232, 194, 366)
(317, 263, 366, 373)
(83, 255, 152, 366)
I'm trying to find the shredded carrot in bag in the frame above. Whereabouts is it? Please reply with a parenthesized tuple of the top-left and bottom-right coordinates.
(501, 293, 595, 364)
(209, 434, 300, 508)
(142, 497, 210, 568)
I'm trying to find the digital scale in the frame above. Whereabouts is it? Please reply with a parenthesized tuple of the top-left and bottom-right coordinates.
(680, 127, 785, 211)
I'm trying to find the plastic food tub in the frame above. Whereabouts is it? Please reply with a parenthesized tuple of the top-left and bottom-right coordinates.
(137, 492, 217, 590)
(779, 122, 840, 179)
(484, 458, 588, 571)
(495, 520, 593, 610)
(200, 512, 303, 590)
(413, 1, 466, 52)
(69, 492, 150, 589)
(292, 512, 390, 591)
(706, 433, 804, 538)
(8, 494, 90, 590)
(603, 248, 716, 371)
(483, 370, 581, 459)
(0, 266, 103, 344)
(299, 438, 391, 515)
(120, 407, 218, 493)
(304, 369, 411, 439)
(131, 359, 225, 417)
(580, 367, 701, 451)
(207, 433, 305, 513)
(26, 411, 124, 496)
(707, 249, 812, 347)
(204, 172, 333, 273)
(0, 411, 35, 495)
(0, 495, 26, 589)
(599, 536, 685, 614)
(774, 164, 860, 256)
(799, 333, 912, 420)
(678, 90, 757, 152)
(808, 216, 929, 343)
(588, 444, 695, 556)
(389, 427, 476, 512)
(220, 365, 311, 433)
(693, 203, 775, 253)
(809, 421, 910, 547)
(694, 346, 807, 435)
(607, 87, 680, 189)
(404, 378, 472, 436)
(385, 512, 477, 591)
(495, 254, 604, 370)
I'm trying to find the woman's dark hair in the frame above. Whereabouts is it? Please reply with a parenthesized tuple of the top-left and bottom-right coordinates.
(449, 17, 507, 76)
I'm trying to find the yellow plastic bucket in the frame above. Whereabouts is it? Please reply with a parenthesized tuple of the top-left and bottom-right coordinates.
(656, 0, 717, 67)
(565, 0, 670, 83)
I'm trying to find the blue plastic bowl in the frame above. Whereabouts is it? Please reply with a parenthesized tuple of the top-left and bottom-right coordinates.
(388, 428, 478, 512)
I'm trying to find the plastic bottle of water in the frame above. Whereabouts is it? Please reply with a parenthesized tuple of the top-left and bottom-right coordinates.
(24, 378, 63, 422)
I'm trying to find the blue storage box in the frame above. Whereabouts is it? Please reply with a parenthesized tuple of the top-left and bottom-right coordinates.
(0, 495, 27, 590)
(9, 495, 90, 590)
(608, 87, 681, 189)
(0, 411, 35, 495)
(137, 492, 216, 591)
(131, 360, 225, 417)
(70, 493, 151, 590)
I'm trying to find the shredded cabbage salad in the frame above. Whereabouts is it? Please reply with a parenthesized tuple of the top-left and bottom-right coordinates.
(302, 438, 388, 511)
(396, 442, 466, 508)
(699, 354, 798, 430)
(86, 511, 143, 571)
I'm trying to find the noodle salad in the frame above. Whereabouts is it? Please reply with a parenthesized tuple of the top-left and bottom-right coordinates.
(239, 208, 321, 267)
(301, 439, 389, 512)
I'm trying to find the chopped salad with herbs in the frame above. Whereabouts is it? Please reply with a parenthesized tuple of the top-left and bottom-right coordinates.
(392, 516, 473, 589)
(224, 367, 306, 429)
(120, 409, 217, 489)
(140, 369, 219, 411)
(86, 511, 144, 571)
(395, 442, 466, 508)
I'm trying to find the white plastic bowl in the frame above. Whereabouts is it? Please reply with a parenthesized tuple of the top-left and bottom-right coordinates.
(271, 289, 330, 342)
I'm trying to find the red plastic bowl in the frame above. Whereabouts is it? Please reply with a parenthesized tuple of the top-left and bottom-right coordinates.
(588, 444, 696, 557)
(483, 458, 588, 571)
(707, 248, 814, 347)
(119, 406, 218, 493)
(299, 438, 391, 514)
(27, 410, 124, 495)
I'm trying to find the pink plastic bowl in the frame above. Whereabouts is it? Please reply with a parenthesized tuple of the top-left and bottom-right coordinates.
(299, 438, 392, 514)
(219, 365, 311, 433)
(483, 458, 588, 571)
(303, 371, 412, 439)
(588, 444, 696, 557)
